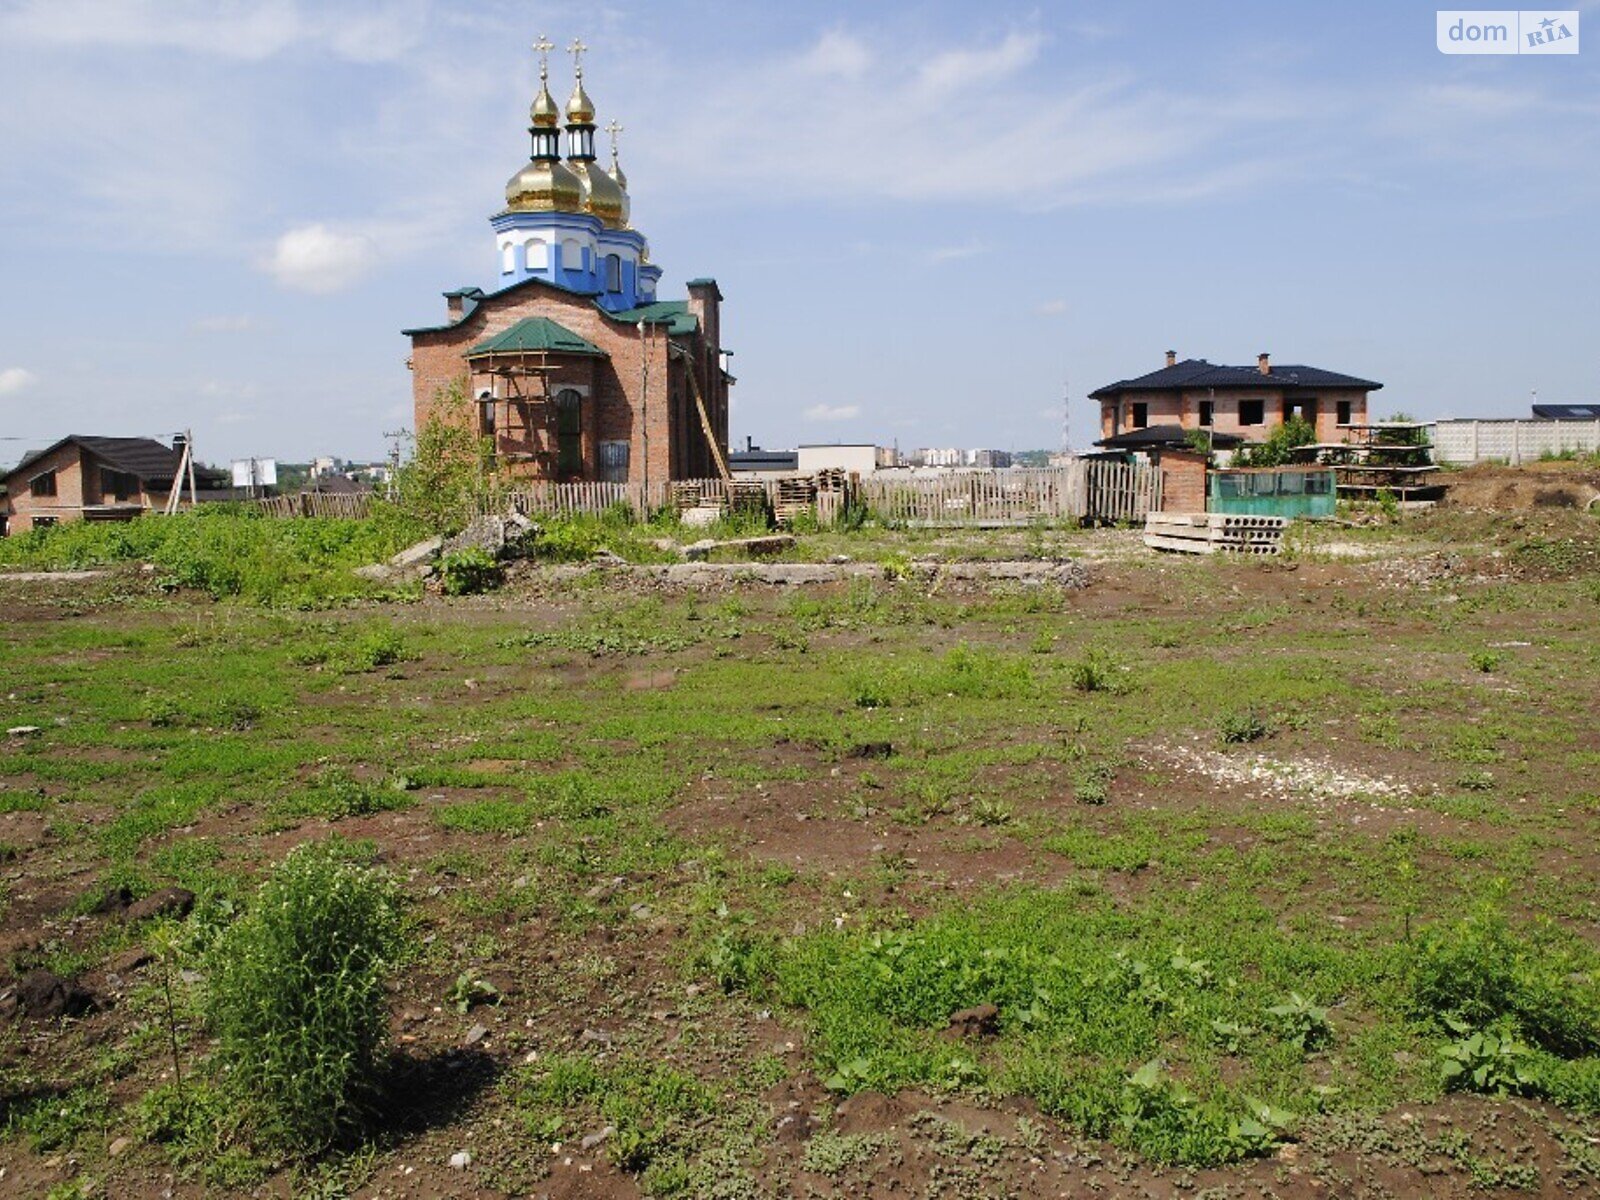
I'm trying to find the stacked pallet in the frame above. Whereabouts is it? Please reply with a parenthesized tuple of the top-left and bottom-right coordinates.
(1143, 512, 1286, 555)
(772, 476, 818, 526)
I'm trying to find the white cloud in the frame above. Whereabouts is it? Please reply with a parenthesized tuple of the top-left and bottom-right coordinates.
(1035, 299, 1068, 315)
(192, 314, 258, 333)
(927, 242, 984, 263)
(639, 28, 1301, 211)
(0, 367, 39, 396)
(804, 403, 860, 422)
(796, 30, 871, 78)
(262, 224, 376, 293)
(0, 1, 426, 63)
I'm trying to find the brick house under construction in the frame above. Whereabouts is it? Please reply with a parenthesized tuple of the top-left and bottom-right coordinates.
(1092, 352, 1382, 445)
(403, 40, 730, 486)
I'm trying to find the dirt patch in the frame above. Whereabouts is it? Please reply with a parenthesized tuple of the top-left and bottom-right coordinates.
(1445, 461, 1600, 511)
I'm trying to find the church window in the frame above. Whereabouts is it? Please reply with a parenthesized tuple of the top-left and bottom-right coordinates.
(525, 238, 548, 269)
(501, 242, 516, 273)
(561, 238, 582, 272)
(605, 254, 621, 292)
(555, 389, 583, 475)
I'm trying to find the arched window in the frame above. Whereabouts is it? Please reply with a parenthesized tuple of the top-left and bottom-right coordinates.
(554, 389, 582, 476)
(524, 237, 548, 269)
(501, 242, 516, 274)
(605, 254, 622, 292)
(560, 238, 582, 273)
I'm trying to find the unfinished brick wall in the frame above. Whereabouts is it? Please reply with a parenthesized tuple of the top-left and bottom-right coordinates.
(3, 444, 86, 532)
(1102, 387, 1371, 443)
(408, 280, 720, 485)
(1155, 450, 1208, 513)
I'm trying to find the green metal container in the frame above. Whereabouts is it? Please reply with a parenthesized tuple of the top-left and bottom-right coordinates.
(1208, 468, 1337, 519)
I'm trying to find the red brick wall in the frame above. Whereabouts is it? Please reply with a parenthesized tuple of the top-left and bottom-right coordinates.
(3, 444, 86, 532)
(1154, 450, 1208, 513)
(408, 281, 726, 484)
(1101, 387, 1371, 443)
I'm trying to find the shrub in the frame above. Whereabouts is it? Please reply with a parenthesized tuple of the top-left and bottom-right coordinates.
(204, 841, 404, 1153)
(1438, 1021, 1540, 1096)
(438, 547, 504, 596)
(1218, 708, 1271, 745)
(1233, 417, 1316, 469)
(345, 626, 406, 671)
(1409, 902, 1600, 1058)
(1068, 650, 1120, 694)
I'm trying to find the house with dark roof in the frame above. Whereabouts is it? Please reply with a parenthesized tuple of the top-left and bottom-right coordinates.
(1090, 352, 1382, 445)
(2, 435, 200, 534)
(1531, 403, 1600, 421)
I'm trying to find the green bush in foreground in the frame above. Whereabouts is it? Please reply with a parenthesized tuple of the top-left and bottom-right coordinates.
(439, 546, 505, 595)
(205, 841, 404, 1153)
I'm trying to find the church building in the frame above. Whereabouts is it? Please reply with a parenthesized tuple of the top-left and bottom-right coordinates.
(404, 38, 730, 484)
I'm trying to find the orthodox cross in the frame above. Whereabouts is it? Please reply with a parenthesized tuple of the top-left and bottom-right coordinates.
(568, 38, 587, 77)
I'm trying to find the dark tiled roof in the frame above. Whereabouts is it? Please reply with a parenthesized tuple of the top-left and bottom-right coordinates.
(4, 435, 183, 484)
(1090, 359, 1382, 400)
(1532, 403, 1600, 420)
(1094, 424, 1243, 450)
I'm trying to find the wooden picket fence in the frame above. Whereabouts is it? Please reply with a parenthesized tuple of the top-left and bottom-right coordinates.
(859, 462, 1160, 527)
(247, 461, 1159, 527)
(249, 490, 374, 519)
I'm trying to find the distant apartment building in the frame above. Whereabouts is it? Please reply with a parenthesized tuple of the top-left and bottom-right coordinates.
(968, 449, 1013, 468)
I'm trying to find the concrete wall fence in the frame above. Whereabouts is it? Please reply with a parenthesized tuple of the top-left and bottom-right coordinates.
(1434, 419, 1600, 465)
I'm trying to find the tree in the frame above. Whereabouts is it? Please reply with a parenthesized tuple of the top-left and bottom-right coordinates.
(1233, 416, 1316, 469)
(390, 380, 505, 532)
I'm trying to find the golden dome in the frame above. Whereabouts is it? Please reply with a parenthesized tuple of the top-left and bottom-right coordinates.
(530, 81, 560, 127)
(607, 160, 630, 226)
(568, 159, 625, 229)
(567, 79, 596, 124)
(505, 157, 584, 213)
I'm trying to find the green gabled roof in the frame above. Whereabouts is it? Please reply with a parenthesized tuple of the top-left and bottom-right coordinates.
(609, 300, 698, 337)
(467, 317, 607, 358)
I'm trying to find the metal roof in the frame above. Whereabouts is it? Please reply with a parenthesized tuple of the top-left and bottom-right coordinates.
(610, 300, 699, 336)
(466, 317, 607, 358)
(3, 435, 184, 484)
(1095, 424, 1244, 450)
(1090, 358, 1382, 400)
(1532, 403, 1600, 421)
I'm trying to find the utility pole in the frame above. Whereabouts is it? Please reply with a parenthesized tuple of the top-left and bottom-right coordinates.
(638, 321, 650, 496)
(382, 428, 409, 500)
(1061, 377, 1072, 457)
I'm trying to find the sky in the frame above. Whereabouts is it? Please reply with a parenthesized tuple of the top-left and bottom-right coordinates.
(1, 0, 1597, 467)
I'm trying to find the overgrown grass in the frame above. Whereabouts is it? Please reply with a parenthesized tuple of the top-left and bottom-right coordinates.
(0, 507, 428, 604)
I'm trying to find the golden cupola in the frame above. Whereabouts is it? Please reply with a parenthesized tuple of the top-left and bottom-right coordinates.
(562, 38, 626, 230)
(603, 119, 631, 228)
(504, 37, 583, 213)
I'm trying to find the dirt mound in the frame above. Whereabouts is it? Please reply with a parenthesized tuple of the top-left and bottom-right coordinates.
(1444, 462, 1600, 511)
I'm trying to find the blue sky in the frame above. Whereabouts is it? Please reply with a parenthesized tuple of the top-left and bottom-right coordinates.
(1, 0, 1596, 466)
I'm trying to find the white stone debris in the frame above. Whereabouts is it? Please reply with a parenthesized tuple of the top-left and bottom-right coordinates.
(1150, 740, 1415, 804)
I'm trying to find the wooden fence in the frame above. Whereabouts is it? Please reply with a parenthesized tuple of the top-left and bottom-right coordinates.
(248, 461, 1160, 527)
(249, 491, 374, 519)
(858, 462, 1161, 526)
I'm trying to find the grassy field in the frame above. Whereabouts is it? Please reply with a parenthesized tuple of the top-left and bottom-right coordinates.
(1, 505, 1598, 1198)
